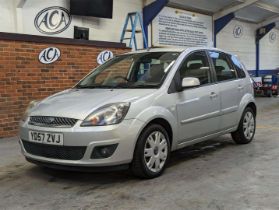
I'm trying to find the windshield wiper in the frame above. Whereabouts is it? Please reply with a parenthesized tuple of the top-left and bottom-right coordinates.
(75, 84, 159, 89)
(131, 84, 159, 89)
(75, 84, 116, 89)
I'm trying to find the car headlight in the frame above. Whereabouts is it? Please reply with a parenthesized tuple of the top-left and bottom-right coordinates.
(22, 100, 39, 122)
(81, 102, 130, 126)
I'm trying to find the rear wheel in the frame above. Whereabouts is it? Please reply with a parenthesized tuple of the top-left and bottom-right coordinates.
(273, 88, 279, 96)
(264, 90, 272, 97)
(231, 107, 256, 144)
(131, 124, 170, 179)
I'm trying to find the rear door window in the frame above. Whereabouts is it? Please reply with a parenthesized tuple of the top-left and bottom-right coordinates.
(209, 51, 237, 82)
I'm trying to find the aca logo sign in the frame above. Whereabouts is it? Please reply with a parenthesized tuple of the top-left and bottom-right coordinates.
(34, 6, 72, 35)
(233, 25, 243, 38)
(97, 50, 114, 65)
(39, 47, 61, 64)
(269, 32, 276, 43)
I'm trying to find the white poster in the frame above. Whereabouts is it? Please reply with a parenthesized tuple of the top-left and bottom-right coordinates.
(152, 7, 213, 48)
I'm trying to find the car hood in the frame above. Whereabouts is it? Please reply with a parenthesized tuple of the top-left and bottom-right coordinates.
(30, 88, 155, 120)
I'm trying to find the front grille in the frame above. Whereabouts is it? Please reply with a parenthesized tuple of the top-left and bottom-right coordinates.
(29, 116, 78, 128)
(22, 140, 86, 160)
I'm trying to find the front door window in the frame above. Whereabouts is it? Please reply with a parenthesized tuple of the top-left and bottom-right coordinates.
(179, 51, 211, 85)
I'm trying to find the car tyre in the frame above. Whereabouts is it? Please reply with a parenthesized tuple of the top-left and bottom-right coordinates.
(131, 124, 170, 179)
(231, 107, 256, 144)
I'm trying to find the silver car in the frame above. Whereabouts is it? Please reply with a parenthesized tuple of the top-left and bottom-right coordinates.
(19, 48, 256, 178)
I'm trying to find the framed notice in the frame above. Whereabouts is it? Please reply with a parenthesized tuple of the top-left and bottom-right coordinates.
(152, 7, 213, 48)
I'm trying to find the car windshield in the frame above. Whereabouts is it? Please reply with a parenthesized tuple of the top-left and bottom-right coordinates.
(76, 52, 180, 89)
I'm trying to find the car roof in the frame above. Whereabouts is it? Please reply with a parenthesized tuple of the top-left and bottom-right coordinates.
(125, 47, 233, 55)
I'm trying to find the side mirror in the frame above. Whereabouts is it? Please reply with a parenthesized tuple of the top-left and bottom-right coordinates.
(182, 77, 200, 88)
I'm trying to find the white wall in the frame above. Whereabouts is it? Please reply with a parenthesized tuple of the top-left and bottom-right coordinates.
(0, 0, 18, 33)
(217, 19, 257, 71)
(217, 19, 279, 73)
(1, 1, 279, 70)
(0, 0, 144, 48)
(260, 29, 279, 70)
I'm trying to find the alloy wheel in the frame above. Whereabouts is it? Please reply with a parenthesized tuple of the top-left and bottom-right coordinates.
(243, 111, 255, 140)
(143, 131, 168, 173)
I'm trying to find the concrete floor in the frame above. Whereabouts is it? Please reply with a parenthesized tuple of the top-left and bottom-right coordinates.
(0, 97, 278, 210)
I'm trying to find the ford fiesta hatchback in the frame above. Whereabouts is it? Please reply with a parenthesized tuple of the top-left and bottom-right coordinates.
(19, 48, 256, 178)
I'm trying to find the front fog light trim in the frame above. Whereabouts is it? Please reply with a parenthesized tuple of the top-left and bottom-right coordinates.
(91, 144, 118, 159)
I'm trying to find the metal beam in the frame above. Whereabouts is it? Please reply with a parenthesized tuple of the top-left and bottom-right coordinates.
(166, 2, 213, 16)
(214, 13, 235, 47)
(257, 15, 279, 27)
(254, 2, 279, 14)
(256, 22, 276, 42)
(214, 13, 235, 34)
(213, 0, 259, 20)
(143, 0, 169, 48)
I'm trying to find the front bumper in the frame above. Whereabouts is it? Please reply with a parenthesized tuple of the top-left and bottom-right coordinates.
(25, 158, 130, 172)
(19, 118, 144, 168)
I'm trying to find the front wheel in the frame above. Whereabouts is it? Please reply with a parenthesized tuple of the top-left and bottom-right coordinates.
(131, 124, 170, 179)
(231, 107, 256, 144)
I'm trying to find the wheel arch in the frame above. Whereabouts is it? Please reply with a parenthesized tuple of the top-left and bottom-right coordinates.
(237, 93, 257, 125)
(134, 106, 178, 151)
(143, 118, 173, 148)
(246, 102, 257, 116)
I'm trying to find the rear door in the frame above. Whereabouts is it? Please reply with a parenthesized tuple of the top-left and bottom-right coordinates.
(208, 51, 241, 130)
(229, 54, 247, 101)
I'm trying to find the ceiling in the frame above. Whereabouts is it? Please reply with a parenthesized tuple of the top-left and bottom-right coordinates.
(168, 0, 279, 28)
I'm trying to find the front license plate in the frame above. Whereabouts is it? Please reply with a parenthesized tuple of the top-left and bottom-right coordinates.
(29, 131, 64, 145)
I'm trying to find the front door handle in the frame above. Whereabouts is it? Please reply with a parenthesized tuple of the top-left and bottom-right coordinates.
(210, 92, 218, 99)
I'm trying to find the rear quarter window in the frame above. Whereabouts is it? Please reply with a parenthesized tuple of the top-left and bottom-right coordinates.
(230, 55, 246, 78)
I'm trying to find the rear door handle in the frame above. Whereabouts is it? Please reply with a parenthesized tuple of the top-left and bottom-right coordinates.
(210, 92, 218, 99)
(238, 85, 244, 91)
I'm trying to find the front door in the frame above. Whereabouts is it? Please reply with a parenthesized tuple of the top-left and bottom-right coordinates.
(175, 51, 221, 143)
